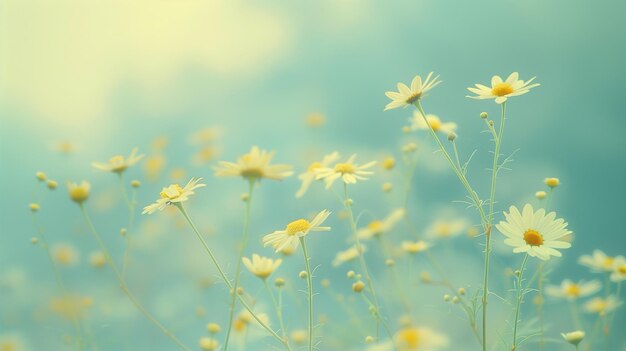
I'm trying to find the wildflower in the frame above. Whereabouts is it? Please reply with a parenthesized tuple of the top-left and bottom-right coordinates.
(143, 154, 166, 180)
(382, 182, 393, 192)
(393, 326, 448, 351)
(382, 157, 395, 170)
(579, 250, 616, 273)
(583, 295, 622, 315)
(233, 310, 271, 333)
(401, 142, 418, 154)
(29, 203, 40, 212)
(480, 112, 488, 119)
(36, 171, 46, 181)
(89, 251, 107, 268)
(274, 278, 285, 288)
(242, 254, 282, 280)
(142, 178, 205, 214)
(545, 177, 560, 188)
(215, 146, 293, 181)
(130, 180, 141, 188)
(332, 244, 366, 267)
(92, 148, 145, 174)
(610, 256, 626, 282)
(295, 152, 340, 198)
(401, 240, 431, 254)
(535, 191, 547, 200)
(315, 155, 376, 189)
(426, 218, 468, 239)
(384, 72, 442, 110)
(466, 72, 539, 104)
(352, 281, 365, 293)
(53, 244, 79, 266)
(66, 181, 91, 204)
(263, 210, 331, 252)
(561, 331, 585, 346)
(49, 295, 92, 320)
(199, 337, 220, 351)
(290, 329, 308, 345)
(299, 271, 308, 279)
(357, 208, 405, 240)
(545, 279, 601, 300)
(409, 111, 457, 135)
(46, 180, 58, 190)
(189, 128, 219, 144)
(495, 204, 572, 260)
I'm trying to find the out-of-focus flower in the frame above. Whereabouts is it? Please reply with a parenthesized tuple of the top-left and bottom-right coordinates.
(579, 250, 616, 273)
(66, 181, 91, 204)
(290, 329, 308, 345)
(53, 244, 79, 266)
(263, 210, 331, 252)
(296, 152, 340, 198)
(583, 295, 622, 315)
(143, 154, 167, 181)
(305, 113, 326, 127)
(315, 155, 376, 189)
(142, 178, 205, 214)
(215, 146, 293, 181)
(393, 326, 448, 351)
(466, 72, 539, 104)
(545, 279, 601, 300)
(496, 204, 571, 260)
(199, 337, 219, 351)
(545, 177, 560, 188)
(401, 240, 431, 254)
(610, 255, 626, 282)
(384, 72, 442, 110)
(242, 254, 282, 280)
(561, 331, 585, 346)
(233, 310, 270, 333)
(357, 209, 405, 240)
(92, 148, 145, 174)
(89, 251, 107, 268)
(409, 111, 457, 136)
(332, 244, 366, 267)
(426, 218, 468, 239)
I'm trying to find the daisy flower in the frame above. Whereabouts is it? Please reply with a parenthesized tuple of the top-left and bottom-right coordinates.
(142, 178, 205, 214)
(384, 72, 442, 111)
(315, 155, 376, 189)
(332, 244, 366, 267)
(561, 331, 585, 346)
(466, 72, 540, 104)
(214, 146, 293, 181)
(401, 240, 431, 254)
(579, 250, 616, 273)
(92, 148, 145, 174)
(262, 210, 331, 253)
(545, 279, 601, 300)
(357, 208, 405, 240)
(495, 204, 572, 260)
(295, 152, 340, 198)
(393, 326, 448, 351)
(241, 254, 282, 280)
(610, 255, 626, 282)
(426, 218, 469, 239)
(583, 295, 622, 315)
(409, 111, 457, 136)
(66, 181, 91, 204)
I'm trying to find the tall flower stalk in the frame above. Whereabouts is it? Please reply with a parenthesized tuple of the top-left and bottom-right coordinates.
(299, 237, 314, 351)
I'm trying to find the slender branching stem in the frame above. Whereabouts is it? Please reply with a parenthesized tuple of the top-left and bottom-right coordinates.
(300, 237, 314, 351)
(511, 254, 529, 351)
(264, 280, 288, 340)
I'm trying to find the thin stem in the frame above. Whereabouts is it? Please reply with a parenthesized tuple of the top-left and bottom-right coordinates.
(118, 173, 135, 278)
(538, 261, 545, 351)
(512, 254, 529, 351)
(264, 280, 288, 340)
(451, 140, 463, 171)
(569, 300, 582, 330)
(175, 204, 292, 350)
(78, 205, 190, 351)
(223, 179, 255, 351)
(32, 213, 84, 350)
(300, 237, 314, 351)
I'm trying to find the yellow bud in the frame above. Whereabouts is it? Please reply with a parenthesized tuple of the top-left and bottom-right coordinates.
(382, 182, 393, 192)
(29, 203, 40, 212)
(36, 171, 47, 181)
(545, 177, 560, 188)
(535, 191, 547, 200)
(130, 180, 141, 188)
(352, 281, 365, 293)
(274, 278, 285, 288)
(46, 180, 58, 190)
(382, 157, 395, 170)
(299, 271, 308, 279)
(207, 323, 221, 334)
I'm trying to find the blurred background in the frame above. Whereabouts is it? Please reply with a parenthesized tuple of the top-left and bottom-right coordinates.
(1, 0, 625, 350)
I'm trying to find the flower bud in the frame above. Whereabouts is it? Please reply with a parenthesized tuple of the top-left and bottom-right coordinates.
(352, 281, 365, 293)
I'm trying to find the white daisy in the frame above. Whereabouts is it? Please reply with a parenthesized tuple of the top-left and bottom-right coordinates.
(583, 295, 622, 315)
(315, 154, 376, 189)
(384, 72, 442, 111)
(545, 279, 601, 300)
(401, 240, 431, 254)
(466, 72, 540, 104)
(610, 255, 626, 282)
(92, 147, 145, 174)
(409, 111, 457, 136)
(561, 331, 585, 346)
(357, 208, 405, 240)
(142, 177, 205, 214)
(579, 250, 616, 273)
(262, 210, 331, 253)
(393, 326, 449, 351)
(295, 152, 340, 198)
(332, 244, 366, 267)
(242, 254, 282, 280)
(214, 146, 293, 181)
(495, 204, 572, 260)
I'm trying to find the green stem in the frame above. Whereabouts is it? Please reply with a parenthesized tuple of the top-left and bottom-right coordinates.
(264, 280, 288, 340)
(118, 173, 135, 278)
(79, 205, 190, 351)
(569, 300, 582, 330)
(512, 254, 529, 351)
(175, 204, 292, 350)
(223, 179, 255, 351)
(32, 213, 84, 350)
(300, 237, 314, 351)
(538, 261, 545, 351)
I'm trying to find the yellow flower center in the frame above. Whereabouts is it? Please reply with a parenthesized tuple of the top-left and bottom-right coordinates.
(367, 220, 384, 235)
(308, 162, 323, 172)
(334, 163, 356, 174)
(523, 229, 544, 246)
(240, 167, 264, 179)
(234, 318, 247, 332)
(603, 257, 614, 268)
(286, 219, 310, 236)
(1, 342, 16, 351)
(427, 117, 442, 131)
(109, 155, 128, 172)
(565, 284, 581, 297)
(491, 82, 514, 96)
(398, 328, 420, 348)
(405, 92, 422, 104)
(69, 185, 90, 203)
(618, 265, 626, 275)
(160, 184, 184, 200)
